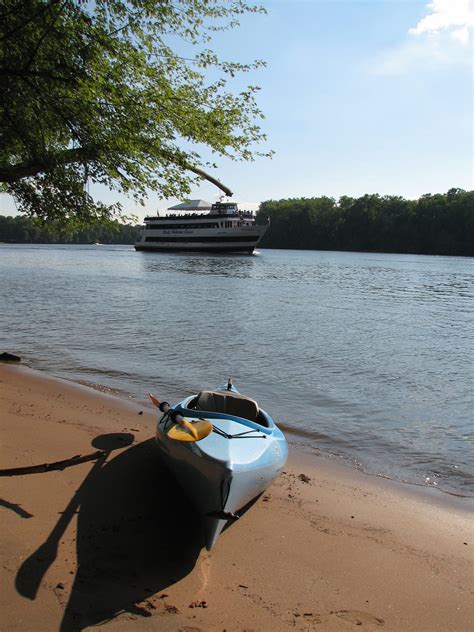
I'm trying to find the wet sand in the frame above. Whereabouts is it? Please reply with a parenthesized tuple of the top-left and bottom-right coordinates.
(1, 364, 472, 631)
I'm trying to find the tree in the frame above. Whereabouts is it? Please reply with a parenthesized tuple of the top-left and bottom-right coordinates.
(256, 190, 473, 256)
(0, 214, 141, 243)
(0, 0, 269, 228)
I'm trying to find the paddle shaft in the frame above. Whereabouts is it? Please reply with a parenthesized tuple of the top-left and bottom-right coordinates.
(149, 394, 212, 441)
(153, 399, 198, 438)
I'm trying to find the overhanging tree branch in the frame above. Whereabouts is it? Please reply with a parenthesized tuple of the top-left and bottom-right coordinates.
(0, 147, 98, 182)
(1, 147, 233, 197)
(184, 163, 232, 197)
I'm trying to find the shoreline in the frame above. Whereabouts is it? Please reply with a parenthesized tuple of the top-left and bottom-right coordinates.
(6, 359, 474, 505)
(1, 363, 473, 631)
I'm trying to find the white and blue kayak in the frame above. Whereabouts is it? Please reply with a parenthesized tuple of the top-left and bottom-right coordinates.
(150, 381, 288, 550)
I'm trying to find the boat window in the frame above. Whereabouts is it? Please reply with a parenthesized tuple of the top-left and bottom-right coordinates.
(144, 235, 256, 243)
(146, 222, 219, 230)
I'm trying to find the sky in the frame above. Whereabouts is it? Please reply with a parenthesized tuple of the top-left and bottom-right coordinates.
(1, 0, 473, 219)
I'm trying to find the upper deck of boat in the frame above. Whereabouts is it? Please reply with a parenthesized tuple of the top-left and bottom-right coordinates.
(144, 213, 244, 222)
(144, 201, 256, 222)
(144, 211, 256, 222)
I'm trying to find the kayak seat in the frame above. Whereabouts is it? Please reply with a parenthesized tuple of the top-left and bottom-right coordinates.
(193, 390, 259, 422)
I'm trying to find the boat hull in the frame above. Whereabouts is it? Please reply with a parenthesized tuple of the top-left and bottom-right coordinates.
(155, 397, 288, 549)
(135, 243, 258, 254)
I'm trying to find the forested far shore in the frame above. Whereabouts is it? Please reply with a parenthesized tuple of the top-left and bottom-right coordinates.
(256, 189, 473, 256)
(1, 189, 472, 255)
(0, 216, 140, 245)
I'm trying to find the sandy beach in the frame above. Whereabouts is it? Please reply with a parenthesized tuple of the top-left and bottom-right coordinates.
(0, 363, 472, 632)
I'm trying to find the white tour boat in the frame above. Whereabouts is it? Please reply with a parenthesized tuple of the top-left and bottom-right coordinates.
(134, 199, 268, 254)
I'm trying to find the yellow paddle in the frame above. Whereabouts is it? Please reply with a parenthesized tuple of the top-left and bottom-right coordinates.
(148, 394, 213, 442)
(167, 419, 213, 442)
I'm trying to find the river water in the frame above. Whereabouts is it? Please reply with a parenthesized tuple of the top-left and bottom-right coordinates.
(1, 244, 472, 496)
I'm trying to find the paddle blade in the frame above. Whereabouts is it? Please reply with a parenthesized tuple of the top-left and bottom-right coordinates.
(149, 393, 161, 408)
(167, 419, 213, 442)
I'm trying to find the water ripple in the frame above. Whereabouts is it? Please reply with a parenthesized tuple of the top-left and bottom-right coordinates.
(1, 244, 473, 495)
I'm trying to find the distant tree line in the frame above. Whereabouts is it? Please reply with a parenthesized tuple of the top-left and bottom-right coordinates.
(0, 215, 140, 245)
(1, 189, 472, 255)
(256, 189, 473, 256)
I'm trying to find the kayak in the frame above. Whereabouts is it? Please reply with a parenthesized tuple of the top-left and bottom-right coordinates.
(151, 381, 288, 550)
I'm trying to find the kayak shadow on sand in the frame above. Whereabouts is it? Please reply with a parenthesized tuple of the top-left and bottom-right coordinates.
(15, 434, 204, 631)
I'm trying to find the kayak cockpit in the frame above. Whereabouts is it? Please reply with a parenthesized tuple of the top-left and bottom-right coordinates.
(185, 390, 271, 428)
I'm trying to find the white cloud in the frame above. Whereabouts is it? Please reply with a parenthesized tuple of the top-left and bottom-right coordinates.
(409, 0, 474, 44)
(369, 0, 474, 75)
(451, 26, 470, 44)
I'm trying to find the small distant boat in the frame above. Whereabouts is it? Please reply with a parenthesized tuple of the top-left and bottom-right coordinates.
(135, 199, 268, 254)
(150, 380, 288, 550)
